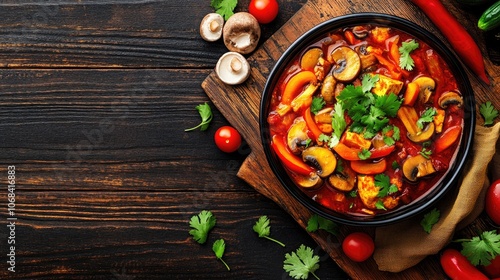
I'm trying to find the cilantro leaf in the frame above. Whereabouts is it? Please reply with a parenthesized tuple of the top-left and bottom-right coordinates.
(210, 0, 237, 21)
(375, 200, 386, 210)
(416, 107, 436, 129)
(189, 210, 216, 244)
(253, 216, 286, 247)
(399, 39, 419, 71)
(185, 102, 213, 132)
(306, 214, 339, 236)
(374, 93, 402, 117)
(375, 173, 398, 197)
(283, 244, 320, 280)
(331, 102, 347, 141)
(479, 101, 499, 126)
(420, 208, 440, 234)
(311, 97, 326, 115)
(213, 239, 230, 271)
(358, 149, 371, 160)
(361, 74, 379, 93)
(459, 230, 500, 266)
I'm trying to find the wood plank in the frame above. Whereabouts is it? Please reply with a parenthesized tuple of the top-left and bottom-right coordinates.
(0, 191, 346, 279)
(0, 0, 306, 68)
(202, 0, 500, 278)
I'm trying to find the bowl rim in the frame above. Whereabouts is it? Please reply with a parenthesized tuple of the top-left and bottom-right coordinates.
(259, 13, 476, 226)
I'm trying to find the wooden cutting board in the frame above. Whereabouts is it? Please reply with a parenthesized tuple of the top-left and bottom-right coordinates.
(202, 0, 493, 278)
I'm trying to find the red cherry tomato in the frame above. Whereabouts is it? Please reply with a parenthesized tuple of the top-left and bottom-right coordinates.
(486, 179, 500, 225)
(440, 248, 489, 280)
(248, 0, 279, 24)
(342, 232, 375, 262)
(214, 126, 241, 153)
(482, 254, 500, 279)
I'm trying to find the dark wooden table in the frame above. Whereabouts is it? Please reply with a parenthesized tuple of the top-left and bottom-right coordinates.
(0, 1, 498, 279)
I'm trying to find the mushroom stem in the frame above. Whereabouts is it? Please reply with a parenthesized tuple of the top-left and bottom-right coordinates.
(210, 20, 221, 32)
(230, 57, 242, 73)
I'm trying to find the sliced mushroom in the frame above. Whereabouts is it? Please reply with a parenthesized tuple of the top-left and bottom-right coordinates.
(302, 146, 337, 178)
(199, 13, 224, 42)
(402, 154, 436, 182)
(407, 122, 435, 143)
(293, 172, 323, 188)
(300, 47, 323, 71)
(215, 52, 251, 85)
(320, 75, 336, 104)
(330, 46, 361, 82)
(413, 76, 436, 104)
(438, 91, 463, 109)
(352, 26, 370, 39)
(287, 118, 309, 154)
(328, 165, 356, 192)
(222, 12, 261, 54)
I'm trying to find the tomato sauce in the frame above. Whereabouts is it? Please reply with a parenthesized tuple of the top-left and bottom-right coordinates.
(267, 24, 464, 216)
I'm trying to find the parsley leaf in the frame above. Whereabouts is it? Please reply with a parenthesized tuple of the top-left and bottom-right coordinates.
(311, 97, 326, 115)
(213, 239, 230, 271)
(185, 102, 213, 132)
(399, 39, 419, 71)
(457, 230, 500, 266)
(210, 0, 237, 21)
(283, 244, 321, 280)
(416, 107, 436, 129)
(253, 216, 286, 247)
(306, 214, 339, 236)
(331, 102, 347, 141)
(420, 208, 440, 234)
(189, 210, 216, 244)
(479, 101, 499, 126)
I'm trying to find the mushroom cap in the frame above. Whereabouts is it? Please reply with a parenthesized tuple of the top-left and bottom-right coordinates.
(200, 13, 224, 42)
(222, 12, 261, 54)
(215, 52, 251, 85)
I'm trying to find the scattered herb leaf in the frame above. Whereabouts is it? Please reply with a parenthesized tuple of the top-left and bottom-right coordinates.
(399, 39, 419, 71)
(420, 208, 440, 234)
(210, 0, 238, 21)
(358, 149, 371, 160)
(283, 244, 321, 280)
(331, 102, 347, 141)
(375, 200, 387, 210)
(189, 210, 216, 244)
(455, 230, 500, 266)
(213, 239, 230, 271)
(253, 216, 286, 247)
(479, 101, 499, 126)
(375, 174, 398, 197)
(306, 214, 339, 236)
(185, 102, 213, 132)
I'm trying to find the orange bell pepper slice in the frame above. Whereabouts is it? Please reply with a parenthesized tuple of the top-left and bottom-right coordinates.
(281, 71, 317, 105)
(334, 142, 395, 161)
(351, 158, 388, 175)
(271, 135, 315, 176)
(434, 125, 462, 153)
(303, 107, 323, 142)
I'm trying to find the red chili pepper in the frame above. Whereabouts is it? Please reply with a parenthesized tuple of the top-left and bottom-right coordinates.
(271, 134, 315, 176)
(440, 248, 489, 280)
(410, 0, 490, 84)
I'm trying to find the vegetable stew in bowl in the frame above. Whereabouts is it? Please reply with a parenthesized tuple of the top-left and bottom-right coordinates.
(260, 14, 475, 226)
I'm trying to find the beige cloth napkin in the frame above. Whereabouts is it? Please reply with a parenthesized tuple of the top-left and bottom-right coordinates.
(373, 123, 500, 273)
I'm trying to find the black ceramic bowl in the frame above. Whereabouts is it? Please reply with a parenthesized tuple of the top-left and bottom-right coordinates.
(260, 13, 475, 226)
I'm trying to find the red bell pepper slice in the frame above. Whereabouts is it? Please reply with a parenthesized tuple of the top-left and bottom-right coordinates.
(271, 135, 315, 176)
(351, 158, 388, 175)
(434, 125, 462, 153)
(303, 107, 323, 142)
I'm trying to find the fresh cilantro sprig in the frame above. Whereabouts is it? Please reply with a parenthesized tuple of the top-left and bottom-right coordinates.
(479, 101, 499, 126)
(454, 230, 500, 266)
(420, 208, 440, 234)
(311, 97, 326, 115)
(185, 102, 213, 132)
(189, 210, 216, 244)
(253, 216, 286, 247)
(375, 173, 398, 197)
(399, 39, 419, 71)
(283, 244, 321, 280)
(306, 214, 339, 236)
(210, 0, 237, 21)
(416, 107, 436, 129)
(213, 239, 230, 271)
(337, 74, 402, 137)
(331, 102, 347, 142)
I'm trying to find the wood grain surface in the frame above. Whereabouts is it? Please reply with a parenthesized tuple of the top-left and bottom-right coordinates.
(202, 0, 500, 279)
